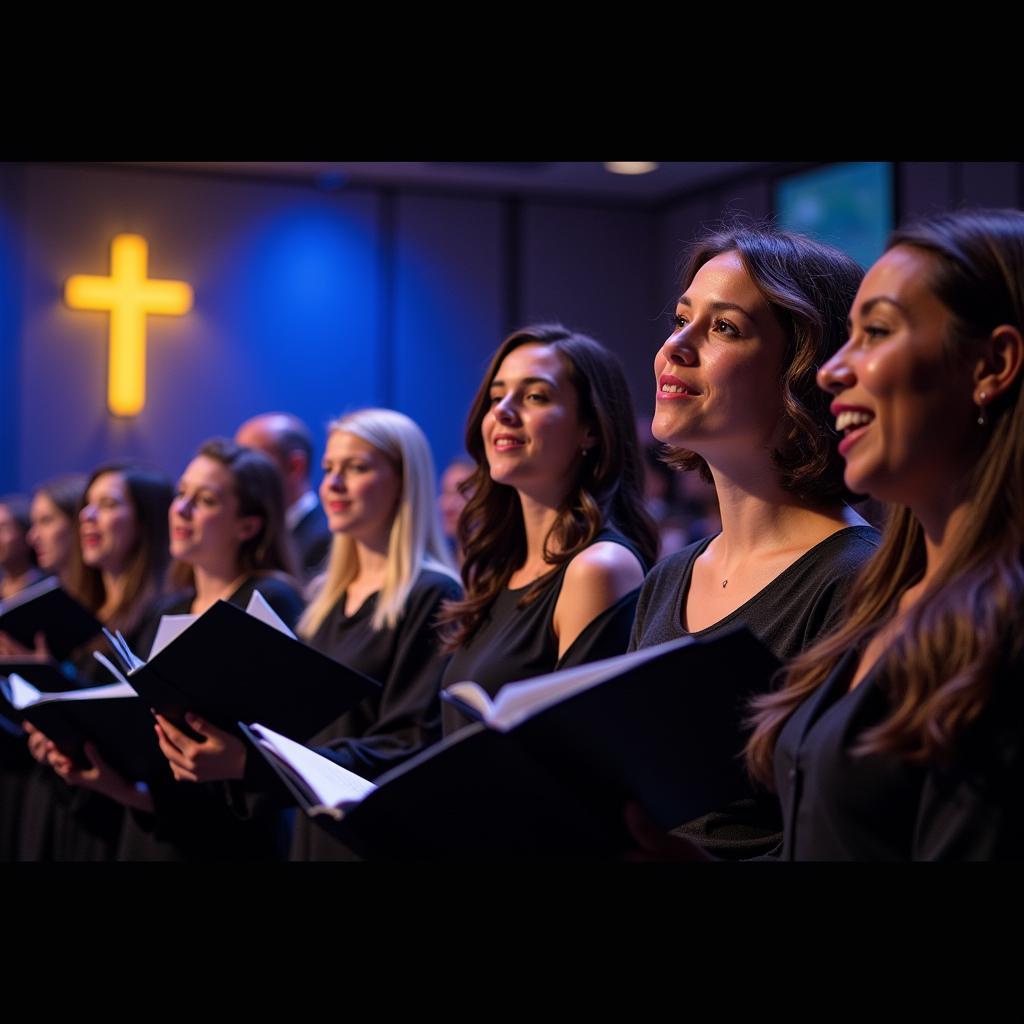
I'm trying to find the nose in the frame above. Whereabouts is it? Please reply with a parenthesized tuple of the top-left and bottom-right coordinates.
(493, 393, 520, 425)
(79, 503, 96, 524)
(817, 342, 857, 395)
(659, 326, 698, 368)
(173, 494, 194, 518)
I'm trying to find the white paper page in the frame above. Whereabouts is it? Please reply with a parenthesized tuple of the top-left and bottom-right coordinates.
(442, 682, 495, 718)
(149, 614, 199, 659)
(3, 674, 41, 709)
(245, 590, 297, 639)
(250, 722, 377, 808)
(486, 636, 694, 731)
(4, 674, 136, 709)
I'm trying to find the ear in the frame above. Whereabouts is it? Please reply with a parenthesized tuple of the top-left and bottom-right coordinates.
(974, 324, 1024, 405)
(236, 515, 263, 543)
(284, 450, 307, 483)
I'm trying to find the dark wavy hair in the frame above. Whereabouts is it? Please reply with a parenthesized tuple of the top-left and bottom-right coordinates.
(169, 438, 299, 590)
(664, 224, 864, 506)
(440, 324, 659, 651)
(747, 208, 1024, 785)
(68, 462, 173, 637)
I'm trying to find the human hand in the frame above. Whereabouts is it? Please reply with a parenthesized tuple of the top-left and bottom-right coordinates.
(623, 801, 715, 862)
(23, 721, 53, 763)
(49, 740, 154, 813)
(0, 630, 50, 660)
(154, 712, 247, 783)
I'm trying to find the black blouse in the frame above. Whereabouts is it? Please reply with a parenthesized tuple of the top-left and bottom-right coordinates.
(776, 648, 1024, 860)
(116, 573, 306, 862)
(628, 525, 881, 857)
(440, 528, 648, 736)
(288, 568, 462, 861)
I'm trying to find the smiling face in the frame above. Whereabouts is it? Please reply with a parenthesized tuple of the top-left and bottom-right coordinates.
(818, 245, 982, 506)
(27, 493, 74, 574)
(169, 455, 260, 572)
(79, 472, 139, 575)
(482, 342, 594, 503)
(319, 431, 402, 548)
(652, 251, 788, 463)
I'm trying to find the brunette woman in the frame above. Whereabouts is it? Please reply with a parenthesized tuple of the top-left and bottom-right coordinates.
(438, 324, 659, 734)
(18, 463, 173, 861)
(152, 410, 462, 860)
(630, 209, 1024, 861)
(629, 227, 881, 857)
(49, 439, 304, 860)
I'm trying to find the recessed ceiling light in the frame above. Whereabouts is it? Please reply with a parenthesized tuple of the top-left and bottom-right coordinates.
(604, 162, 659, 175)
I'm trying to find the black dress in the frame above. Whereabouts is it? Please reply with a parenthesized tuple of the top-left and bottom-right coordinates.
(115, 574, 305, 862)
(281, 568, 462, 861)
(628, 524, 881, 857)
(775, 647, 1024, 860)
(441, 527, 648, 736)
(16, 604, 164, 862)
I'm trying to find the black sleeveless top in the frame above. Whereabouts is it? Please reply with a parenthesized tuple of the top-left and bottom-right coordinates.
(441, 527, 647, 735)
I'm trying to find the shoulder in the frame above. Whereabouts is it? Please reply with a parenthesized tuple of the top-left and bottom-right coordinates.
(407, 567, 463, 610)
(809, 525, 881, 573)
(250, 573, 304, 601)
(563, 541, 645, 597)
(637, 537, 708, 597)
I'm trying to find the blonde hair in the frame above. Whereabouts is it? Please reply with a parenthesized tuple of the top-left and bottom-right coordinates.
(298, 409, 457, 637)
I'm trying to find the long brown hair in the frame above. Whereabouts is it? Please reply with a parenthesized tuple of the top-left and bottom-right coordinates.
(664, 224, 864, 506)
(440, 324, 658, 651)
(169, 438, 299, 591)
(746, 209, 1024, 787)
(68, 462, 173, 637)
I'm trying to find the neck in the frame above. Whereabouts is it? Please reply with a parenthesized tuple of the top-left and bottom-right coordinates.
(0, 564, 41, 598)
(192, 562, 247, 607)
(100, 569, 129, 616)
(705, 457, 855, 563)
(286, 481, 309, 509)
(910, 489, 975, 599)
(352, 535, 390, 587)
(517, 490, 565, 568)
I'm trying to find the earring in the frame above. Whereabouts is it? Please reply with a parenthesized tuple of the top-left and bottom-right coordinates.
(977, 391, 988, 427)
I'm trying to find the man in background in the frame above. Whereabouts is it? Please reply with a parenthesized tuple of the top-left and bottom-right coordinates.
(235, 412, 331, 582)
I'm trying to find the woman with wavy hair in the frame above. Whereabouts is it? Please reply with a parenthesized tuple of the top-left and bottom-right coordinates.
(153, 409, 462, 860)
(439, 324, 659, 732)
(629, 209, 1024, 861)
(628, 226, 880, 857)
(741, 208, 1024, 859)
(15, 462, 173, 861)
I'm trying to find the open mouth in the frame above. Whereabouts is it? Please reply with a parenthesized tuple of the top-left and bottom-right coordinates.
(835, 409, 874, 454)
(657, 375, 699, 398)
(493, 436, 526, 450)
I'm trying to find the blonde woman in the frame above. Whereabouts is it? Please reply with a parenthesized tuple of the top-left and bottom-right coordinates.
(155, 409, 462, 860)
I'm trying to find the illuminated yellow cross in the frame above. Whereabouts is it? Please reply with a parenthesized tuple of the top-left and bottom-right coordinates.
(65, 234, 193, 417)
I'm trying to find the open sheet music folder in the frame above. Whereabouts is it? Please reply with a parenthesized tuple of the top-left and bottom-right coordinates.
(242, 625, 782, 860)
(0, 577, 103, 662)
(125, 593, 382, 742)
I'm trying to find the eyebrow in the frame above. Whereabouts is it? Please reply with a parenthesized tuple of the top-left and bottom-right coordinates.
(490, 375, 559, 389)
(677, 296, 756, 320)
(847, 296, 911, 328)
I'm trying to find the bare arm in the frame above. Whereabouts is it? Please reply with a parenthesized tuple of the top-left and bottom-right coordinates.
(552, 542, 645, 660)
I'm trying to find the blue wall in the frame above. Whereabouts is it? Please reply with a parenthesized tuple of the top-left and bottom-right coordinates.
(1, 161, 1021, 493)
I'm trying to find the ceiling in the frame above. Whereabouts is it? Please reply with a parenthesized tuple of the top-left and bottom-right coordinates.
(111, 161, 776, 205)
